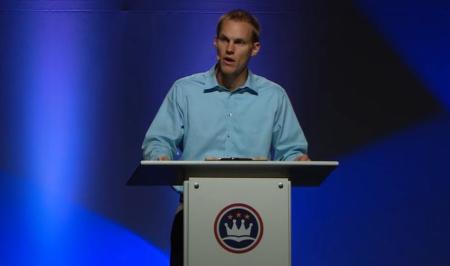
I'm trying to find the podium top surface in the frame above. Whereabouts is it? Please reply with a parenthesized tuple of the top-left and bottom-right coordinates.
(128, 160, 339, 187)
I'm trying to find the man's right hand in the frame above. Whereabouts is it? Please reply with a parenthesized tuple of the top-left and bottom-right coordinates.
(158, 155, 170, 160)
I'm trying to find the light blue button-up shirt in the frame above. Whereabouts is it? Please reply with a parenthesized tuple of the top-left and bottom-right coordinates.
(142, 65, 308, 174)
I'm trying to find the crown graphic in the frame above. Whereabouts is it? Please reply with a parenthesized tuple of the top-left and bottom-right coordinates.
(224, 219, 253, 237)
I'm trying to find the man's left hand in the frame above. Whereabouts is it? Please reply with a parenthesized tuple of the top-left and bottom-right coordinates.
(295, 154, 310, 161)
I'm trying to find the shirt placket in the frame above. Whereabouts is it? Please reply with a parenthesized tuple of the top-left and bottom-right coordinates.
(224, 91, 234, 157)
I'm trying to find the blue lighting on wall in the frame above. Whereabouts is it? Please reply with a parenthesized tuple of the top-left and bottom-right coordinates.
(292, 115, 450, 265)
(2, 7, 171, 265)
(23, 12, 85, 198)
(0, 173, 168, 266)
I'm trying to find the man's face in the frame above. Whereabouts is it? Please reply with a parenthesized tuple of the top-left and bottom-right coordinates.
(214, 19, 260, 78)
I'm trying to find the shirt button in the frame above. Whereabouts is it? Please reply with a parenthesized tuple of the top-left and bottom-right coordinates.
(228, 113, 232, 117)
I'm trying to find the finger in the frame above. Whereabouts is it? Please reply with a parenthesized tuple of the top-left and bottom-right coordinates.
(296, 154, 311, 161)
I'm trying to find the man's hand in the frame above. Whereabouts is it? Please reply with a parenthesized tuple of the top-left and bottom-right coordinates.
(295, 154, 310, 161)
(158, 155, 170, 160)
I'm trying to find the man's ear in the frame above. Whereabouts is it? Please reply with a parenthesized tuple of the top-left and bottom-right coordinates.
(251, 42, 261, 56)
(214, 38, 220, 60)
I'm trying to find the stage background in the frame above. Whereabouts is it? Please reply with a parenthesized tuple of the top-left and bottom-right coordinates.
(1, 0, 449, 265)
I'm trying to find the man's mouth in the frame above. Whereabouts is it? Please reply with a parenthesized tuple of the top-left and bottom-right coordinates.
(223, 57, 235, 65)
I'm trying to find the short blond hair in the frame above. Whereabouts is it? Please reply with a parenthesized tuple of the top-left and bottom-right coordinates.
(216, 9, 261, 42)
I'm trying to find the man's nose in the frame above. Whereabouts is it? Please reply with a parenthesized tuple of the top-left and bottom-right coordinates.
(226, 42, 234, 54)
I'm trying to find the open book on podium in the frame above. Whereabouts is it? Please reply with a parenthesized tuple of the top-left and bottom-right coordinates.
(128, 160, 338, 266)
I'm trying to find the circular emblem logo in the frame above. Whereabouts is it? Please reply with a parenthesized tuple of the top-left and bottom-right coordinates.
(214, 203, 264, 253)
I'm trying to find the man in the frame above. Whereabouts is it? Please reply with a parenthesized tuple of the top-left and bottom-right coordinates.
(142, 9, 309, 266)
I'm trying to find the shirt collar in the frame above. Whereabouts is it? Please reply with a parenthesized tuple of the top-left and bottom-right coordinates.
(203, 65, 258, 95)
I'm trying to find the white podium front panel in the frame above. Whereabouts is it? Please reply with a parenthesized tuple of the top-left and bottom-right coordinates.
(184, 178, 291, 266)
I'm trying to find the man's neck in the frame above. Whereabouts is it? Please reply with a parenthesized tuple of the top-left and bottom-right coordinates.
(216, 68, 248, 92)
